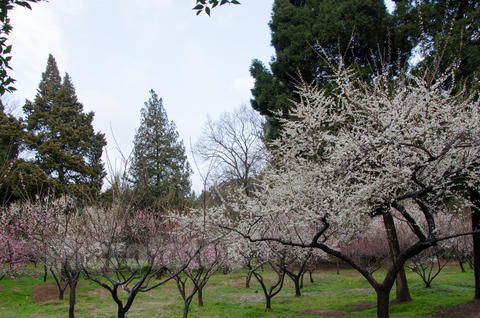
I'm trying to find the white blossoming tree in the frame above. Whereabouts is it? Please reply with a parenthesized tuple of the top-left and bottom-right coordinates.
(223, 65, 480, 318)
(167, 208, 230, 318)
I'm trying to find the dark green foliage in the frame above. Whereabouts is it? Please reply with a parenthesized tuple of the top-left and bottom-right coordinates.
(0, 100, 23, 203)
(251, 0, 414, 140)
(396, 0, 480, 89)
(1, 159, 51, 202)
(130, 90, 192, 210)
(0, 0, 45, 95)
(250, 59, 290, 141)
(0, 101, 52, 203)
(0, 99, 21, 162)
(23, 55, 106, 200)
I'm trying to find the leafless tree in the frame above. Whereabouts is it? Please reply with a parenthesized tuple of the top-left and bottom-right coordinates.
(195, 105, 267, 195)
(408, 246, 449, 288)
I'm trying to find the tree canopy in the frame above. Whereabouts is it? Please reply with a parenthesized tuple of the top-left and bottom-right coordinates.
(130, 90, 192, 210)
(23, 55, 106, 200)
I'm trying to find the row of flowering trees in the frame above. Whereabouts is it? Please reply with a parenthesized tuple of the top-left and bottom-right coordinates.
(0, 198, 228, 318)
(0, 196, 332, 317)
(0, 194, 476, 317)
(1, 62, 479, 318)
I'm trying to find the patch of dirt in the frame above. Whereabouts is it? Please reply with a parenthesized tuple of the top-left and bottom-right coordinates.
(432, 300, 480, 318)
(86, 287, 109, 298)
(302, 310, 347, 317)
(237, 294, 263, 303)
(303, 301, 480, 318)
(32, 283, 61, 304)
(348, 302, 375, 311)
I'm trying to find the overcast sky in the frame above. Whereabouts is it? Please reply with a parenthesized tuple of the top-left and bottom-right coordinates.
(8, 0, 394, 193)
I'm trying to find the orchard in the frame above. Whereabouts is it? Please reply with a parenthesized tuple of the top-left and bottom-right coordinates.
(0, 1, 479, 317)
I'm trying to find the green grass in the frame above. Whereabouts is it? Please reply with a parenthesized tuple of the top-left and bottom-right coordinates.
(0, 266, 475, 317)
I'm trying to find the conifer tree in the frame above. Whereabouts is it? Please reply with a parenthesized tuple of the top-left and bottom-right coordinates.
(0, 99, 50, 203)
(250, 0, 413, 140)
(130, 90, 191, 209)
(23, 55, 106, 199)
(0, 100, 21, 163)
(0, 99, 22, 203)
(394, 0, 479, 90)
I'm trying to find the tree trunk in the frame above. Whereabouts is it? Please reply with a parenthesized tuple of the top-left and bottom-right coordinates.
(459, 261, 466, 273)
(294, 277, 301, 296)
(68, 282, 77, 318)
(300, 272, 304, 289)
(117, 307, 126, 318)
(245, 271, 252, 288)
(376, 288, 390, 318)
(43, 263, 48, 282)
(182, 301, 191, 318)
(383, 212, 412, 303)
(470, 188, 480, 300)
(197, 286, 204, 306)
(50, 269, 67, 301)
(265, 296, 272, 311)
(394, 267, 411, 303)
(309, 270, 314, 283)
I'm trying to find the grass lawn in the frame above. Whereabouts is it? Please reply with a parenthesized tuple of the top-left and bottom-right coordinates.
(0, 265, 475, 317)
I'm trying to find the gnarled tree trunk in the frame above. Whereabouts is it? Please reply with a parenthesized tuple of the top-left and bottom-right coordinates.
(383, 212, 412, 303)
(376, 287, 391, 318)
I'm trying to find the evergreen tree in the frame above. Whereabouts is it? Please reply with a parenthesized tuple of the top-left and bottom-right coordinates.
(394, 0, 479, 89)
(0, 100, 50, 203)
(23, 55, 106, 199)
(130, 90, 192, 210)
(0, 99, 22, 203)
(0, 100, 21, 163)
(251, 0, 414, 140)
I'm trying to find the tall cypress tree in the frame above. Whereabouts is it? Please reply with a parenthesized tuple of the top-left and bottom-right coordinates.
(251, 0, 414, 140)
(23, 55, 106, 199)
(130, 90, 191, 210)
